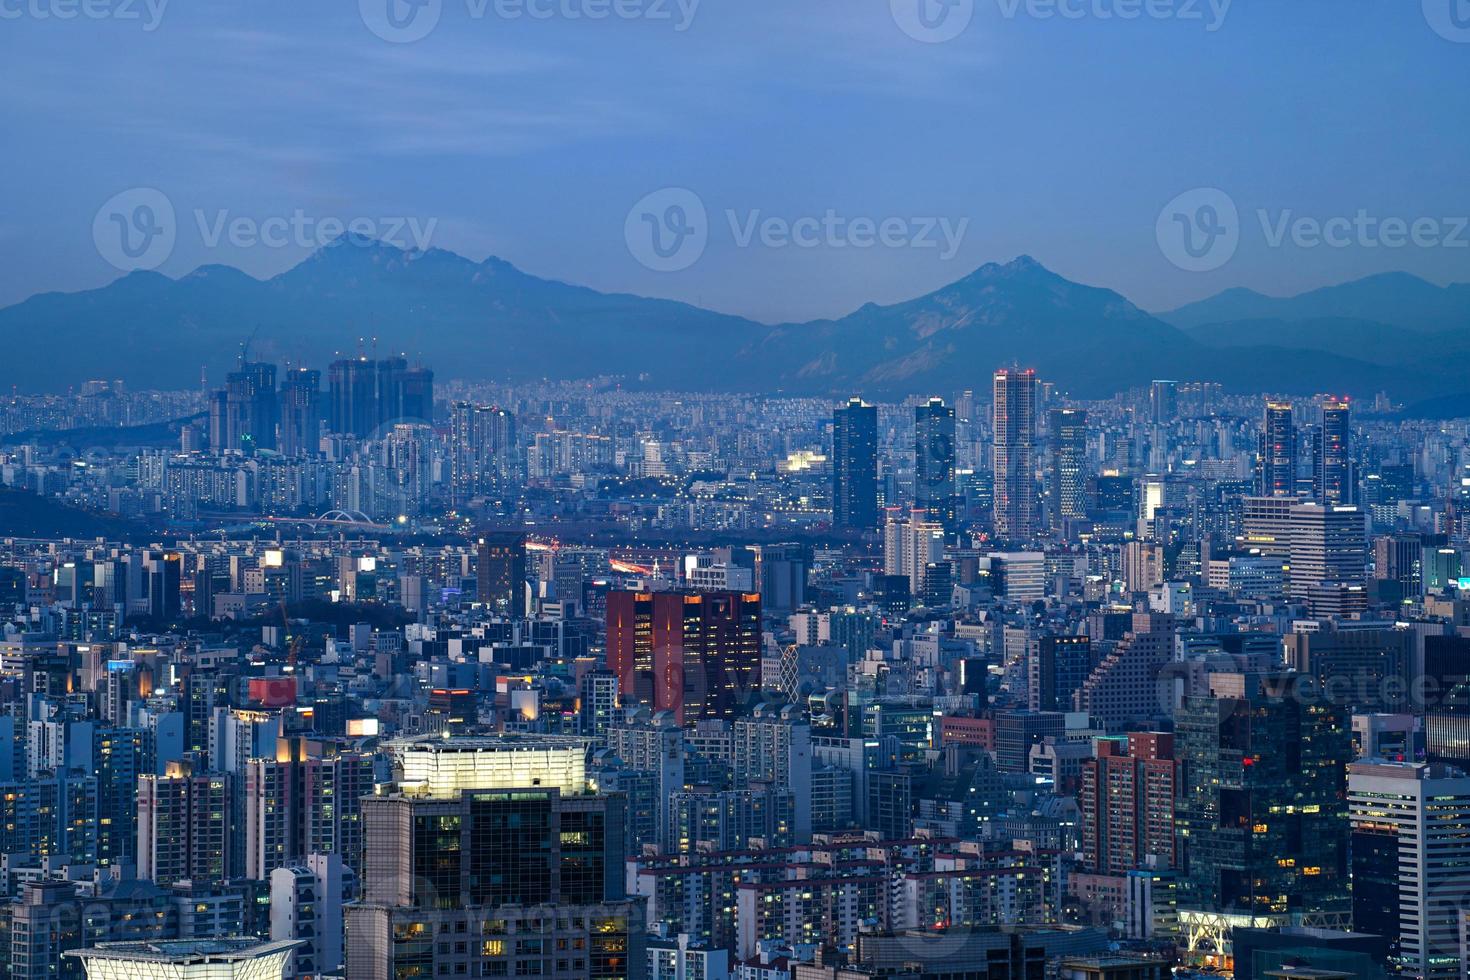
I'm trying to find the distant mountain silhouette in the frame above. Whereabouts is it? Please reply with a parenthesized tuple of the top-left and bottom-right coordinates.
(0, 238, 1450, 398)
(1160, 272, 1470, 333)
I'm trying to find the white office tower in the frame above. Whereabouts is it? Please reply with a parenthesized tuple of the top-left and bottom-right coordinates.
(1348, 761, 1470, 980)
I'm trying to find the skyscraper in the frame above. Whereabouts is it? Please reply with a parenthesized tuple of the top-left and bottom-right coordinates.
(1258, 399, 1297, 497)
(914, 397, 956, 529)
(277, 367, 321, 457)
(209, 360, 279, 453)
(1028, 634, 1093, 712)
(1149, 380, 1178, 426)
(606, 589, 762, 723)
(477, 532, 527, 617)
(883, 509, 945, 602)
(1348, 761, 1470, 980)
(344, 736, 642, 980)
(1287, 502, 1368, 603)
(1313, 397, 1353, 504)
(993, 368, 1037, 541)
(832, 398, 878, 530)
(1050, 407, 1088, 529)
(327, 356, 434, 438)
(450, 401, 517, 505)
(1176, 673, 1351, 927)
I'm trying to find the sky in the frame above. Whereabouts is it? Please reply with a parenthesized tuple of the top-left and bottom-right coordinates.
(1, 0, 1468, 323)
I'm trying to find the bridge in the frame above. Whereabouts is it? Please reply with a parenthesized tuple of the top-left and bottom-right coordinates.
(262, 510, 391, 531)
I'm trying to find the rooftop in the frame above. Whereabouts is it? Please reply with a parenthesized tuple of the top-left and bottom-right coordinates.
(66, 938, 304, 964)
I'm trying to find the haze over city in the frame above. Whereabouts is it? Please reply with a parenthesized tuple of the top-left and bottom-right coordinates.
(1, 5, 1469, 980)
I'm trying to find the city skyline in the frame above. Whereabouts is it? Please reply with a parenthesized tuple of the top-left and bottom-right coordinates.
(5, 5, 1470, 979)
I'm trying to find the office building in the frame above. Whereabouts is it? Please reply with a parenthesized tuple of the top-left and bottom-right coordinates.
(1258, 400, 1297, 497)
(1348, 761, 1470, 980)
(832, 398, 878, 530)
(343, 736, 643, 980)
(1051, 407, 1089, 529)
(1176, 673, 1351, 926)
(1029, 635, 1093, 712)
(606, 589, 762, 723)
(477, 531, 528, 616)
(1314, 397, 1353, 505)
(1288, 503, 1368, 603)
(994, 368, 1038, 540)
(915, 396, 957, 528)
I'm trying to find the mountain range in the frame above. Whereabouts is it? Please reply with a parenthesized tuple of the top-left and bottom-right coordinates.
(3, 237, 1467, 407)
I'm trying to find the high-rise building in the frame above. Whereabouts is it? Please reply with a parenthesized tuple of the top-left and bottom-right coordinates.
(882, 509, 945, 602)
(1375, 532, 1424, 600)
(1176, 673, 1351, 927)
(1257, 400, 1297, 497)
(142, 549, 182, 619)
(1283, 628, 1411, 714)
(1348, 761, 1470, 980)
(832, 398, 878, 530)
(1080, 732, 1180, 875)
(993, 368, 1037, 541)
(209, 360, 279, 454)
(1288, 502, 1368, 603)
(277, 367, 321, 457)
(137, 760, 231, 886)
(1150, 380, 1178, 426)
(606, 589, 762, 723)
(344, 736, 643, 980)
(732, 703, 813, 842)
(914, 397, 957, 529)
(327, 356, 434, 438)
(1074, 614, 1175, 729)
(1313, 397, 1353, 504)
(243, 737, 374, 880)
(1028, 635, 1093, 712)
(1050, 407, 1088, 530)
(1424, 635, 1470, 767)
(477, 531, 528, 616)
(450, 402, 518, 505)
(7, 880, 177, 980)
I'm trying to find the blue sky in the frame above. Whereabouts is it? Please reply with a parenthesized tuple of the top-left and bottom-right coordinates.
(2, 0, 1467, 321)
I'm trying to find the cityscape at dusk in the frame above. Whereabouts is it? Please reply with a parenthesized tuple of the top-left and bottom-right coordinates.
(1, 2, 1469, 979)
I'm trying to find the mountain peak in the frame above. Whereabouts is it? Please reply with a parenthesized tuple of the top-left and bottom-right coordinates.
(1162, 269, 1470, 332)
